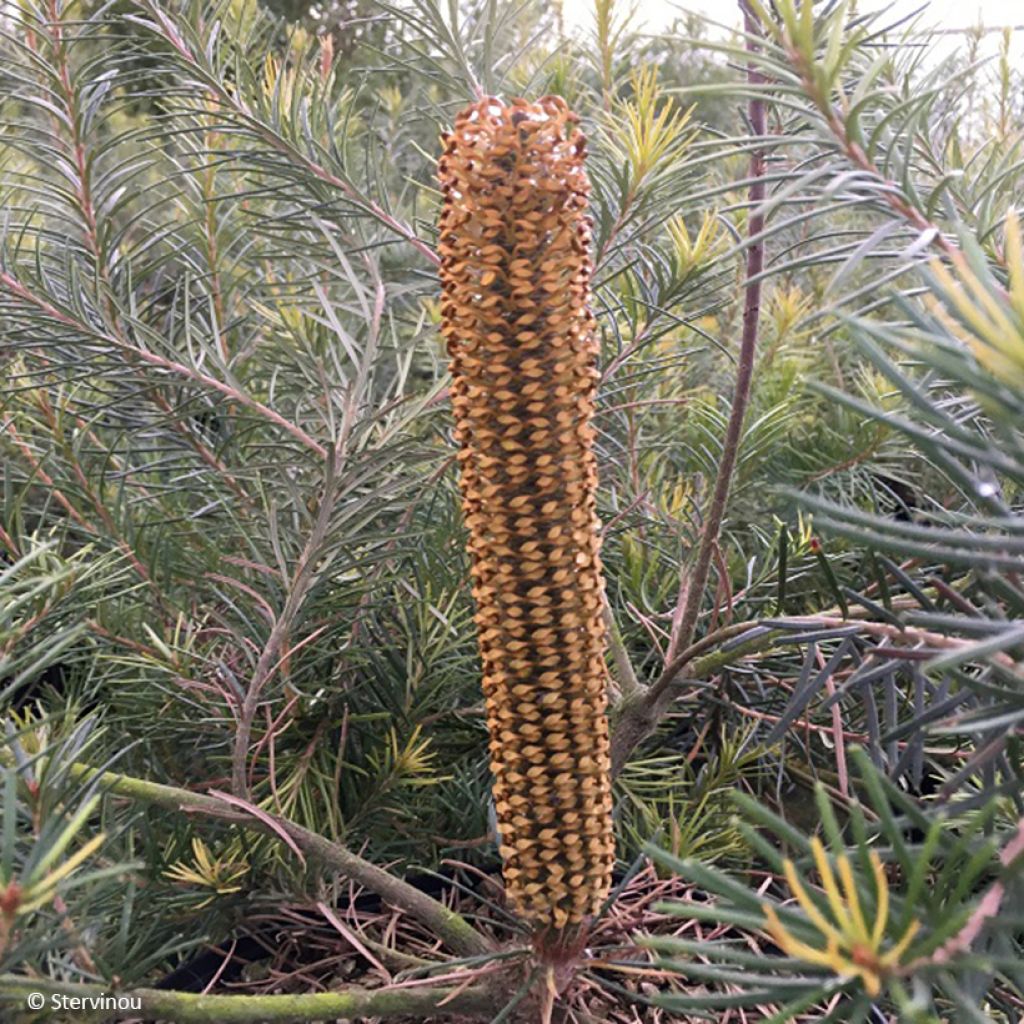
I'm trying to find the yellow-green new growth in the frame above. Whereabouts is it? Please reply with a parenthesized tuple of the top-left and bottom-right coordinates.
(164, 837, 249, 908)
(762, 837, 920, 997)
(925, 213, 1024, 389)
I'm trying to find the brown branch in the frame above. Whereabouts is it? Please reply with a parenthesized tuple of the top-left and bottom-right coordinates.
(609, 605, 1017, 776)
(667, 0, 767, 661)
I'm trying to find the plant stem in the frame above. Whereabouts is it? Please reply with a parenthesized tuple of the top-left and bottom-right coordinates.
(603, 601, 642, 700)
(0, 975, 494, 1023)
(668, 0, 767, 666)
(230, 442, 339, 798)
(0, 270, 326, 458)
(609, 1, 768, 773)
(610, 628, 778, 777)
(136, 0, 437, 268)
(68, 764, 492, 959)
(609, 594, 1007, 775)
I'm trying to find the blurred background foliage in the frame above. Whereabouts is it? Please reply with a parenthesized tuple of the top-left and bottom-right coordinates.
(0, 0, 1022, 1018)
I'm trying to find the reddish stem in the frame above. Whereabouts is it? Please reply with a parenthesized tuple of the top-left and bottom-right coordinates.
(667, 0, 766, 664)
(610, 1, 768, 773)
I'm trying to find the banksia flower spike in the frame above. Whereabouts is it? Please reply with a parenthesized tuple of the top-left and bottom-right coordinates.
(438, 96, 615, 937)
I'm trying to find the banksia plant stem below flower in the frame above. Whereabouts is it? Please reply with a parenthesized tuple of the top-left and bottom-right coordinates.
(438, 96, 615, 937)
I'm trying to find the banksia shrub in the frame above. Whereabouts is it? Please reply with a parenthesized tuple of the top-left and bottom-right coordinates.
(437, 96, 615, 935)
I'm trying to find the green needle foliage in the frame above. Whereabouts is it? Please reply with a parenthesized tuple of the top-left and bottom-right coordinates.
(0, 0, 1021, 1019)
(647, 751, 1023, 1022)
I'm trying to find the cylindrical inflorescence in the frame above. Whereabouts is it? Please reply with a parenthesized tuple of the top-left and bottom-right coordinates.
(437, 95, 615, 933)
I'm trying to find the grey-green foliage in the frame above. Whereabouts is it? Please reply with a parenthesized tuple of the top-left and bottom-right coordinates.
(648, 752, 1022, 1023)
(3, 0, 442, 787)
(626, 0, 1024, 1018)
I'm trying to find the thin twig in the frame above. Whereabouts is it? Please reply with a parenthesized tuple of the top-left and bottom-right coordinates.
(136, 0, 437, 268)
(604, 601, 642, 700)
(230, 441, 339, 798)
(610, 604, 1017, 776)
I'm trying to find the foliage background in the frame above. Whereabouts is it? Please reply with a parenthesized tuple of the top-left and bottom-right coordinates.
(0, 0, 1022, 1020)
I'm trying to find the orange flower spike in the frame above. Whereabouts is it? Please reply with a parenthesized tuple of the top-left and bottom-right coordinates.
(437, 96, 615, 935)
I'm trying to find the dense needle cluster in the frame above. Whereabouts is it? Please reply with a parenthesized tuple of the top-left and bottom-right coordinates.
(437, 96, 615, 932)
